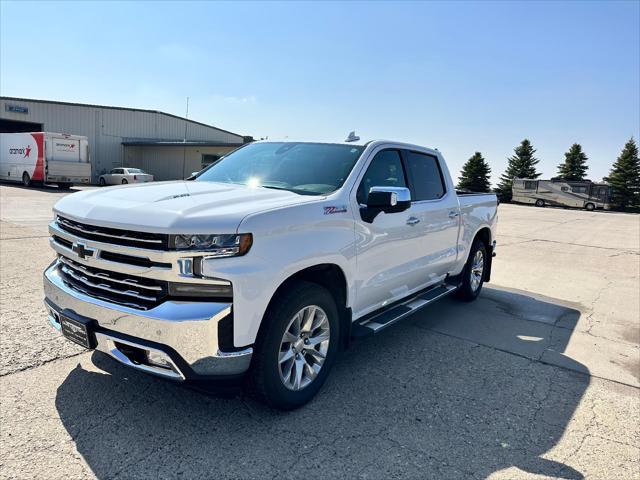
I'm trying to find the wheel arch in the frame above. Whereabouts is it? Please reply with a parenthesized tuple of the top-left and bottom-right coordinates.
(472, 226, 493, 282)
(257, 263, 352, 351)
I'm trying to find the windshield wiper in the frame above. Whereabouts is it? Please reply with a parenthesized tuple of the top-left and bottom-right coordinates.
(260, 185, 319, 196)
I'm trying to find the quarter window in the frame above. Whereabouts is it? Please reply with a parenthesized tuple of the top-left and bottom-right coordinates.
(356, 150, 407, 204)
(405, 151, 445, 200)
(524, 181, 537, 190)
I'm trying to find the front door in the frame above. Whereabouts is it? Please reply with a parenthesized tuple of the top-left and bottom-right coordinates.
(351, 149, 431, 318)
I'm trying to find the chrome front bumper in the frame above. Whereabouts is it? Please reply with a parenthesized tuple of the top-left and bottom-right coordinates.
(44, 261, 253, 380)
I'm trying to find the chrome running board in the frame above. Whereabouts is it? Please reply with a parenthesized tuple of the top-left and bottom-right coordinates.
(352, 283, 458, 337)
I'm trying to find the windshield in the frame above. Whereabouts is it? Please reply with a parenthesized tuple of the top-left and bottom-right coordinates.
(195, 142, 365, 195)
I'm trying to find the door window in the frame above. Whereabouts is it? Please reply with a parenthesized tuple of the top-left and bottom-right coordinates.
(405, 151, 445, 200)
(356, 150, 407, 204)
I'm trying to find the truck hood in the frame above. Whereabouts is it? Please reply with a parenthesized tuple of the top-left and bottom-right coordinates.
(53, 181, 321, 233)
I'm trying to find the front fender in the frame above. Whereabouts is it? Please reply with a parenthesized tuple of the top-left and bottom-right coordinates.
(205, 203, 356, 347)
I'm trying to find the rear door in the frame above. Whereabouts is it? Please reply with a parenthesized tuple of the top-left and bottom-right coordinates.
(401, 150, 460, 277)
(47, 136, 81, 179)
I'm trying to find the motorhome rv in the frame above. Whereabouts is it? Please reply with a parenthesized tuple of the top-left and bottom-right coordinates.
(512, 178, 611, 210)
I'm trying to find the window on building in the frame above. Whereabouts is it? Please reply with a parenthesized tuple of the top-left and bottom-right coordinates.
(404, 151, 445, 200)
(202, 154, 222, 169)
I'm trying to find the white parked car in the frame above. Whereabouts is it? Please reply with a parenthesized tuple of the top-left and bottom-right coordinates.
(45, 137, 497, 409)
(99, 167, 154, 186)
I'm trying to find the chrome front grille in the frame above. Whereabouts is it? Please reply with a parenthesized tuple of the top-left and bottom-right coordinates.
(56, 216, 168, 250)
(57, 256, 168, 310)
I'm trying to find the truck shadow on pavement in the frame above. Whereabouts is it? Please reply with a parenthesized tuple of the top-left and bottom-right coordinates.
(55, 287, 587, 480)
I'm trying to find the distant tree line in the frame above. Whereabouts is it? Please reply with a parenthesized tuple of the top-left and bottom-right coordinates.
(456, 137, 640, 211)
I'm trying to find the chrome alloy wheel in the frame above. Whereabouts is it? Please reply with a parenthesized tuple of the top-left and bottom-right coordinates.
(278, 305, 330, 391)
(470, 249, 484, 292)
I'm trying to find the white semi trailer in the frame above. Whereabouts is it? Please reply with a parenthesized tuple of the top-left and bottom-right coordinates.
(0, 132, 91, 189)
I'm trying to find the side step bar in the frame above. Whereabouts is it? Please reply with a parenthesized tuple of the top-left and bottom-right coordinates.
(351, 282, 458, 338)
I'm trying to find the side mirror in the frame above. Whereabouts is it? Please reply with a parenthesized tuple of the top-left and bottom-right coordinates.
(186, 171, 200, 181)
(191, 171, 199, 177)
(361, 186, 411, 223)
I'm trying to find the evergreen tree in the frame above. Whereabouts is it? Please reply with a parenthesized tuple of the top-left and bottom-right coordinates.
(457, 152, 492, 192)
(605, 137, 640, 210)
(495, 139, 541, 202)
(557, 143, 589, 181)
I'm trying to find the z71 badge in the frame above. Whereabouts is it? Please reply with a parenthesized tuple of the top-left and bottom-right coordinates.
(324, 205, 348, 215)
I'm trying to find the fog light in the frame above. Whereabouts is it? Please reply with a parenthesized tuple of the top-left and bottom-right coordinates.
(146, 350, 173, 369)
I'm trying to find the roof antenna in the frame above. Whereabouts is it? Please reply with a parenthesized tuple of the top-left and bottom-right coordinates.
(345, 131, 360, 142)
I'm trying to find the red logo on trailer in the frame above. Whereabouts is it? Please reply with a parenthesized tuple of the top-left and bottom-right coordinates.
(24, 146, 31, 158)
(30, 133, 44, 181)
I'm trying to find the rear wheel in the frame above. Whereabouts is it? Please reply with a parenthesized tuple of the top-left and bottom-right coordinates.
(121, 179, 128, 184)
(535, 199, 545, 207)
(248, 282, 339, 410)
(585, 202, 595, 211)
(22, 172, 31, 187)
(455, 239, 487, 302)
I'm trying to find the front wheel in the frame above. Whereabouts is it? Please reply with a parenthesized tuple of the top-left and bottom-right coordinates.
(22, 172, 31, 187)
(247, 282, 340, 410)
(535, 199, 545, 207)
(99, 178, 106, 186)
(57, 183, 72, 190)
(455, 239, 487, 302)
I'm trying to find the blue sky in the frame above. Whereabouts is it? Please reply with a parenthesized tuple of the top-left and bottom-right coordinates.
(1, 1, 638, 185)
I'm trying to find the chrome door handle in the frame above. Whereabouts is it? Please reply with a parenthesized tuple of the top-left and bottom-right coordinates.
(406, 216, 420, 226)
(448, 211, 459, 219)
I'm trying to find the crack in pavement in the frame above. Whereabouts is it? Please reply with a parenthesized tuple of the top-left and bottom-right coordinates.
(498, 236, 639, 255)
(0, 350, 88, 378)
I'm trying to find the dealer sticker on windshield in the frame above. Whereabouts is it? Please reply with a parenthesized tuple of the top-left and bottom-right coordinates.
(324, 205, 348, 215)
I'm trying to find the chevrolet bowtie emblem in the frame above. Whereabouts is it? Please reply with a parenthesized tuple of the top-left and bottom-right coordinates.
(71, 242, 93, 260)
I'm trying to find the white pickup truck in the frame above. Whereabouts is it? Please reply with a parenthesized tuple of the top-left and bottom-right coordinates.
(43, 138, 497, 409)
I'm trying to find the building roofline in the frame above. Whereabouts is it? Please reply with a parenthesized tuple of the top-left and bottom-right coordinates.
(0, 96, 245, 140)
(122, 140, 243, 147)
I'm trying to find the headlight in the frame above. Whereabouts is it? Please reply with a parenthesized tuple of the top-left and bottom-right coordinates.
(168, 233, 252, 257)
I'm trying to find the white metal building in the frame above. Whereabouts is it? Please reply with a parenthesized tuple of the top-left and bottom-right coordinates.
(0, 97, 247, 182)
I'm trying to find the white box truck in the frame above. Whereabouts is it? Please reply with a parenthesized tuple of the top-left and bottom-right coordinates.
(0, 132, 91, 189)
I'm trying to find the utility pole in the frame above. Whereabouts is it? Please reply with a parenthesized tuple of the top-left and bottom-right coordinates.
(182, 96, 189, 179)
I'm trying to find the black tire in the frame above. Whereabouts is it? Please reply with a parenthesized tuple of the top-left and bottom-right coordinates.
(535, 199, 545, 207)
(455, 239, 487, 302)
(57, 183, 72, 190)
(22, 172, 31, 187)
(99, 178, 106, 186)
(247, 281, 340, 410)
(121, 179, 128, 184)
(585, 202, 595, 211)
